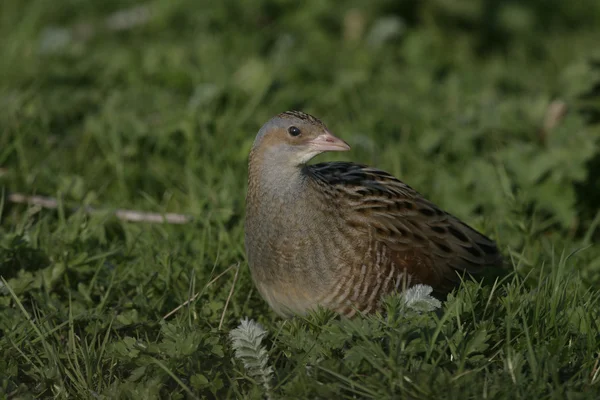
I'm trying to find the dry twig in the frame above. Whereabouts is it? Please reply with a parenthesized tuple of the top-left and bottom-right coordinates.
(539, 99, 568, 144)
(6, 192, 193, 224)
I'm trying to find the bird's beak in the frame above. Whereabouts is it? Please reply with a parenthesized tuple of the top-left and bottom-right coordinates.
(308, 131, 351, 152)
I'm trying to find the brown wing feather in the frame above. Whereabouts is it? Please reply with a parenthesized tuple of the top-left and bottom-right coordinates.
(306, 162, 503, 294)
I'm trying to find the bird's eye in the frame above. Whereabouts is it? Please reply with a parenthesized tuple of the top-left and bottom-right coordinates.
(288, 126, 301, 137)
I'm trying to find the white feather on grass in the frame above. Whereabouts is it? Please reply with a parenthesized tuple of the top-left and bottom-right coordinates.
(402, 284, 442, 312)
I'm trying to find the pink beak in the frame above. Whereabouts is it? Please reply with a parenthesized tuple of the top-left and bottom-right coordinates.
(308, 131, 351, 152)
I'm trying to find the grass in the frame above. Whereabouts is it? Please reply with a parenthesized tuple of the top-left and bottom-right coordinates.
(1, 0, 600, 398)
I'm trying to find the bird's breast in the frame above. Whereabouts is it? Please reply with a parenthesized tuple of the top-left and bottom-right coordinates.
(245, 183, 351, 314)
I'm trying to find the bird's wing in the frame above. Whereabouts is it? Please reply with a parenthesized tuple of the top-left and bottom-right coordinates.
(306, 162, 504, 293)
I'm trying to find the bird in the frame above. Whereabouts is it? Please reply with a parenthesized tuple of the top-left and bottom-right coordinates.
(245, 110, 503, 318)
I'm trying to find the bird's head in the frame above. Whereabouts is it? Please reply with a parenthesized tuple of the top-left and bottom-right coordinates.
(251, 111, 350, 167)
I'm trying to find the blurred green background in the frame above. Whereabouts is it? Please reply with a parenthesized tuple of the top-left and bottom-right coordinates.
(1, 0, 600, 398)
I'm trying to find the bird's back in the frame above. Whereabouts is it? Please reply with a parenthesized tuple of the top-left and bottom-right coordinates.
(305, 162, 503, 293)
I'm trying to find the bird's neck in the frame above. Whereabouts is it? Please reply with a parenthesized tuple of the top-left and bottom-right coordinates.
(247, 149, 309, 205)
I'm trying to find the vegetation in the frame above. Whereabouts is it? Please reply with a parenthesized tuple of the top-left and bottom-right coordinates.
(1, 0, 600, 398)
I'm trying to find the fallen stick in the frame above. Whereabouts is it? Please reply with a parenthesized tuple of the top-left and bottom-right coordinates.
(5, 192, 193, 224)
